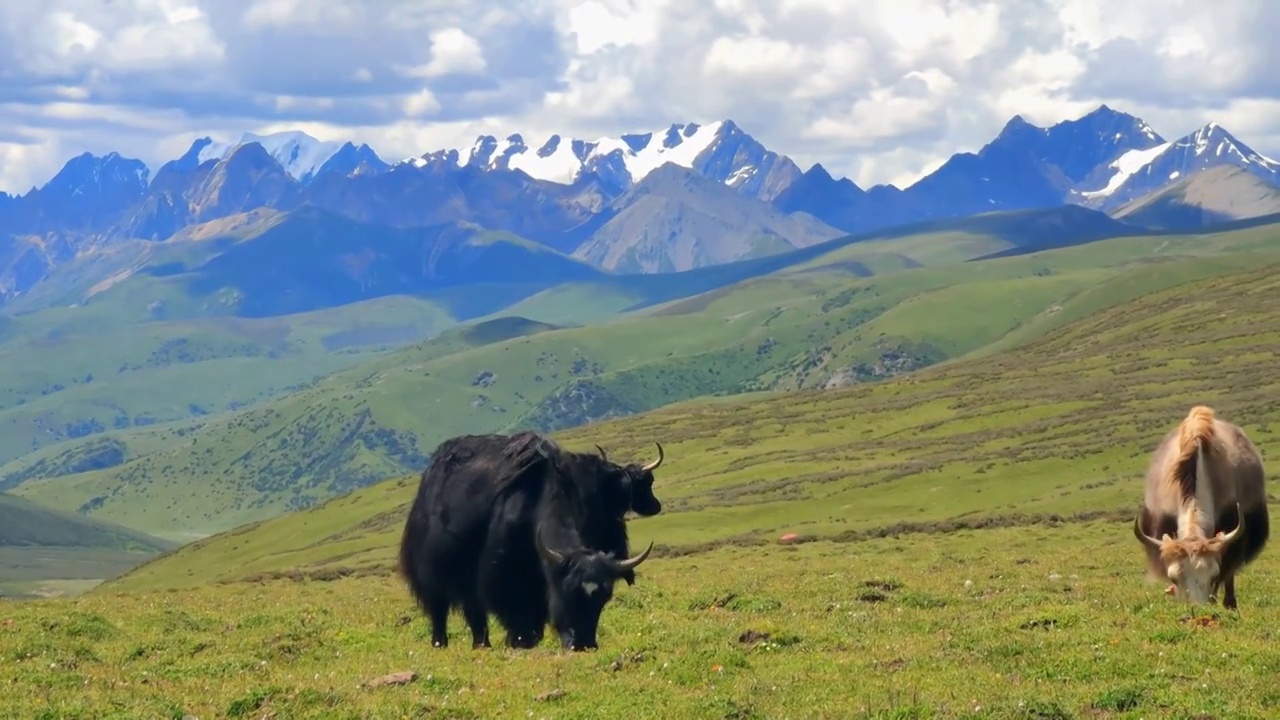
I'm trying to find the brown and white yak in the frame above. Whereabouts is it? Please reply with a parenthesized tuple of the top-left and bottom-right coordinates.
(1133, 405, 1269, 609)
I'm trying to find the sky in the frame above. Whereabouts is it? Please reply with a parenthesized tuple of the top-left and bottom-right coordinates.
(1, 0, 1279, 195)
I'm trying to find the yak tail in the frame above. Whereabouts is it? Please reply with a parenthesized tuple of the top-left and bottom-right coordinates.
(398, 509, 421, 583)
(1173, 405, 1218, 497)
(397, 525, 413, 581)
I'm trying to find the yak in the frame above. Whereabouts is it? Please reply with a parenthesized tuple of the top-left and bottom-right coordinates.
(398, 431, 664, 650)
(1133, 405, 1269, 609)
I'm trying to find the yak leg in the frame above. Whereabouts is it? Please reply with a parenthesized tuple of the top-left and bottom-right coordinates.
(1222, 575, 1238, 610)
(427, 595, 450, 648)
(462, 595, 492, 649)
(504, 622, 544, 649)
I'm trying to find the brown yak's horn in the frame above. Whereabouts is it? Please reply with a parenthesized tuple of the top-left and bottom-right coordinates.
(1133, 513, 1162, 549)
(1218, 502, 1247, 546)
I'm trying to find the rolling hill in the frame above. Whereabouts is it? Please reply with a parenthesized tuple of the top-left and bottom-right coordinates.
(12, 217, 1280, 541)
(0, 492, 174, 598)
(0, 204, 1140, 468)
(102, 257, 1280, 592)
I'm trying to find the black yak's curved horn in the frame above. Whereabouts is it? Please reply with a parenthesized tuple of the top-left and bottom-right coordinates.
(594, 444, 608, 461)
(610, 540, 654, 574)
(535, 524, 566, 566)
(640, 443, 664, 472)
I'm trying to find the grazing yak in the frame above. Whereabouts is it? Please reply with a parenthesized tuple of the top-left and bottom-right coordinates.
(1133, 405, 1269, 608)
(398, 431, 664, 650)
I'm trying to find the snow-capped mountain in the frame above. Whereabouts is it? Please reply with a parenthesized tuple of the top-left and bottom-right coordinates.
(2, 104, 1280, 300)
(1079, 123, 1280, 209)
(195, 131, 359, 184)
(405, 120, 803, 202)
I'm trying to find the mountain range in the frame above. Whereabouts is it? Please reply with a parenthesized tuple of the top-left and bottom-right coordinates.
(1, 105, 1278, 305)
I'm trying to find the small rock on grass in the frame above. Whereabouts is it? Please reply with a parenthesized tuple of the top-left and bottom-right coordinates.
(366, 671, 418, 688)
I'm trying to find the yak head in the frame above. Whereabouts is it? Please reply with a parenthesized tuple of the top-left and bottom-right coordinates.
(1134, 501, 1247, 604)
(535, 525, 654, 651)
(593, 442, 665, 517)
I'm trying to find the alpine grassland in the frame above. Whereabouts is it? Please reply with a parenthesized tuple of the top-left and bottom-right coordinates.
(9, 218, 1280, 541)
(4, 261, 1280, 718)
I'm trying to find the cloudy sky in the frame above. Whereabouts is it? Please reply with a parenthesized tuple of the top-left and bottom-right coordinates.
(1, 0, 1277, 195)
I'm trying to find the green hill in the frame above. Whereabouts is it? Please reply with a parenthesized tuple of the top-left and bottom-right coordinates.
(103, 259, 1280, 592)
(0, 207, 1130, 469)
(9, 219, 1279, 540)
(0, 492, 175, 598)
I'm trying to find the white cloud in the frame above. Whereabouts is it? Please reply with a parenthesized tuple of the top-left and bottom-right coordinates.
(0, 0, 1278, 195)
(401, 28, 488, 78)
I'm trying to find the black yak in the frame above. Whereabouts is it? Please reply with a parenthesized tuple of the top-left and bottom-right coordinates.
(398, 431, 664, 650)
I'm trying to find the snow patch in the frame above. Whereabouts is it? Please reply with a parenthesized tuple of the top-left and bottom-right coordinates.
(239, 130, 345, 181)
(450, 121, 727, 185)
(197, 131, 345, 182)
(1080, 142, 1171, 198)
(726, 165, 756, 187)
(508, 135, 581, 184)
(197, 139, 231, 164)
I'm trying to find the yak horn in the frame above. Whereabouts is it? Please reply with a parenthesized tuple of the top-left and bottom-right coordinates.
(640, 442, 664, 472)
(534, 525, 566, 565)
(1133, 513, 1163, 550)
(611, 540, 654, 574)
(595, 444, 608, 461)
(1218, 502, 1247, 546)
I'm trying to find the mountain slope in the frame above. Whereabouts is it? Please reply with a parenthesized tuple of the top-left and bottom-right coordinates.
(81, 206, 611, 319)
(0, 491, 175, 598)
(14, 218, 1280, 539)
(0, 492, 172, 552)
(1081, 123, 1280, 210)
(101, 259, 1280, 592)
(1114, 165, 1280, 230)
(572, 164, 843, 272)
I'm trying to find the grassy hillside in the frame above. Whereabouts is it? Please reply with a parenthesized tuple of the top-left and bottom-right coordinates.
(12, 220, 1279, 540)
(0, 492, 175, 599)
(10, 262, 1280, 719)
(105, 259, 1280, 591)
(0, 294, 458, 465)
(12, 521, 1280, 718)
(0, 207, 1125, 469)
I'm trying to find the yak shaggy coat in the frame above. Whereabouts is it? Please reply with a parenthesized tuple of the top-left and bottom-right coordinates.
(1133, 405, 1269, 609)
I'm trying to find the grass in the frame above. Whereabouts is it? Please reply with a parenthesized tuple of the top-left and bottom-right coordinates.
(11, 220, 1280, 540)
(104, 259, 1280, 590)
(8, 523, 1280, 718)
